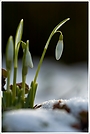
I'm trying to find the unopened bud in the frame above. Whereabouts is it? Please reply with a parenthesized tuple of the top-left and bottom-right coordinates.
(55, 34, 63, 60)
(25, 40, 33, 68)
(6, 36, 14, 69)
(15, 19, 23, 48)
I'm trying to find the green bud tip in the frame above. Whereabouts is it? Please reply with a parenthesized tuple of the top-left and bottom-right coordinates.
(59, 33, 63, 40)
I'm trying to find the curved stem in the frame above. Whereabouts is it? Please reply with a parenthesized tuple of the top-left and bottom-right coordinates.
(34, 48, 47, 83)
(33, 31, 62, 83)
(33, 18, 70, 83)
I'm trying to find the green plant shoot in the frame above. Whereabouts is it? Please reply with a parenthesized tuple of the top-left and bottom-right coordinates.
(12, 19, 23, 102)
(2, 18, 70, 111)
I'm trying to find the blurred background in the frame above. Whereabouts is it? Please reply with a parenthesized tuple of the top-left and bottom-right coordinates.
(2, 2, 88, 103)
(2, 1, 88, 64)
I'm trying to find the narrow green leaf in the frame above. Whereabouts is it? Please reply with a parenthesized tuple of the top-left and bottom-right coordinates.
(33, 83, 38, 100)
(25, 81, 34, 108)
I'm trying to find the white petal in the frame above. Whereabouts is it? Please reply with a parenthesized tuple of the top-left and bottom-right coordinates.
(25, 50, 33, 68)
(6, 36, 14, 61)
(55, 40, 63, 60)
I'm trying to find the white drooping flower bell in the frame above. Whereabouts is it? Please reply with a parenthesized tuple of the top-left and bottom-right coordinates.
(25, 40, 33, 68)
(55, 33, 63, 60)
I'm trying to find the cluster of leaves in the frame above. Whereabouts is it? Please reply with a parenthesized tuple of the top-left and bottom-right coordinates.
(2, 18, 70, 111)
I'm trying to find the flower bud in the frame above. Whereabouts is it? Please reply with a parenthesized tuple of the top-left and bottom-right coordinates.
(6, 36, 14, 69)
(55, 34, 63, 60)
(15, 19, 23, 48)
(25, 40, 33, 68)
(25, 49, 33, 68)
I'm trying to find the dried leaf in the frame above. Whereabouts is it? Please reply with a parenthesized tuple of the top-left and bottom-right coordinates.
(10, 82, 29, 94)
(2, 69, 8, 78)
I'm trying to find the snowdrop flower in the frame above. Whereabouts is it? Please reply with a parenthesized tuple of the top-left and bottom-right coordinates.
(25, 49, 33, 68)
(55, 33, 63, 60)
(22, 40, 33, 76)
(25, 40, 33, 68)
(6, 36, 14, 69)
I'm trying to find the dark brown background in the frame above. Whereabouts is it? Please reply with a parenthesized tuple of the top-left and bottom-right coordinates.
(2, 2, 88, 64)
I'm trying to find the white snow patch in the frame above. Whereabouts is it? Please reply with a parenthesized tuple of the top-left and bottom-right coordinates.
(3, 109, 79, 132)
(39, 99, 59, 109)
(63, 97, 88, 117)
(3, 98, 88, 132)
(39, 98, 88, 112)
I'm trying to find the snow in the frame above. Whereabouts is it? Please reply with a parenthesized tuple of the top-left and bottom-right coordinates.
(3, 98, 88, 132)
(64, 97, 88, 117)
(38, 99, 59, 109)
(38, 98, 88, 112)
(3, 108, 79, 132)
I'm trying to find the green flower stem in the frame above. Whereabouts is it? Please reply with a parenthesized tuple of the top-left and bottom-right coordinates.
(6, 69, 11, 91)
(34, 18, 70, 83)
(32, 31, 56, 106)
(30, 18, 70, 108)
(12, 67, 17, 102)
(12, 40, 30, 102)
(33, 33, 57, 83)
(12, 18, 24, 101)
(22, 74, 26, 100)
(12, 44, 20, 102)
(34, 48, 47, 83)
(33, 31, 62, 83)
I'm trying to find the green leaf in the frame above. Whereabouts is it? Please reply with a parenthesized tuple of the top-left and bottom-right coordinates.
(3, 90, 12, 108)
(25, 81, 35, 108)
(33, 83, 38, 101)
(15, 19, 23, 49)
